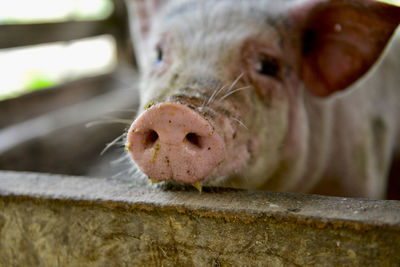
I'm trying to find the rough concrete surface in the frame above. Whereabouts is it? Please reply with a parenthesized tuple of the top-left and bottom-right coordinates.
(0, 171, 399, 266)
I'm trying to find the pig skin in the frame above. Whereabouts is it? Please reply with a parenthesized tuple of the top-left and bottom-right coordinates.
(125, 0, 400, 199)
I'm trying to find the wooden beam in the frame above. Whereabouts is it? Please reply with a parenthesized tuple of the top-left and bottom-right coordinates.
(0, 83, 138, 175)
(0, 171, 399, 266)
(0, 73, 122, 128)
(0, 21, 115, 49)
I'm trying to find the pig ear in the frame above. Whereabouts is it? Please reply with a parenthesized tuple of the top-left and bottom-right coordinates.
(126, 0, 167, 69)
(295, 0, 400, 97)
(127, 0, 166, 40)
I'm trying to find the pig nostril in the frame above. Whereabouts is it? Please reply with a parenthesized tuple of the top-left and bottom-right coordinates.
(143, 130, 159, 148)
(185, 133, 202, 149)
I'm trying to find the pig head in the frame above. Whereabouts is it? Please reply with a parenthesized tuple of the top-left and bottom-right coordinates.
(125, 0, 400, 199)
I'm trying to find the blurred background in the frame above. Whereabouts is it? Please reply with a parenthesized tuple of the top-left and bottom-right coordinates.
(0, 0, 138, 177)
(0, 0, 118, 100)
(0, 0, 398, 100)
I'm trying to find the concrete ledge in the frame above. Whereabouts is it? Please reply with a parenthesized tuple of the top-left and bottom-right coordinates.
(0, 171, 399, 266)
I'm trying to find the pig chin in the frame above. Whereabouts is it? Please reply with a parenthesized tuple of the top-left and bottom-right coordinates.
(126, 101, 250, 185)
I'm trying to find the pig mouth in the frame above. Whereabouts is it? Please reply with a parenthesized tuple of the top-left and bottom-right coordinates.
(126, 101, 250, 186)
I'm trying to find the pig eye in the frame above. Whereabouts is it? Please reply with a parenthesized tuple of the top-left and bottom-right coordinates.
(255, 56, 281, 79)
(155, 45, 163, 64)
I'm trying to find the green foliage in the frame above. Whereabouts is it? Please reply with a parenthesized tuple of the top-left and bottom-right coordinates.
(25, 76, 56, 92)
(0, 72, 57, 101)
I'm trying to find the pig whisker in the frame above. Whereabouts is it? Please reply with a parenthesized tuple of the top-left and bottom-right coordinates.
(99, 116, 132, 125)
(228, 73, 244, 91)
(85, 120, 110, 127)
(127, 164, 149, 183)
(100, 133, 126, 155)
(86, 117, 132, 128)
(107, 109, 138, 113)
(232, 117, 248, 130)
(112, 165, 142, 180)
(111, 153, 131, 165)
(109, 150, 149, 183)
(204, 84, 227, 107)
(204, 73, 244, 107)
(218, 72, 244, 100)
(112, 169, 130, 179)
(219, 85, 251, 101)
(126, 160, 142, 175)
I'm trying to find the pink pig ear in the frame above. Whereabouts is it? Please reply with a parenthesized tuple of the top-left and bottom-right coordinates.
(295, 0, 400, 97)
(128, 0, 166, 40)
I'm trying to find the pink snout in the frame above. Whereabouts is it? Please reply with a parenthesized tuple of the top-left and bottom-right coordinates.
(126, 103, 224, 184)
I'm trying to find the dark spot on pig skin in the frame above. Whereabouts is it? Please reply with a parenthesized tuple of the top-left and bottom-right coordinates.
(164, 157, 170, 167)
(265, 16, 280, 30)
(170, 73, 180, 87)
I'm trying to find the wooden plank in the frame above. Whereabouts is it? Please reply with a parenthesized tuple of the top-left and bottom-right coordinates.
(0, 72, 128, 128)
(0, 21, 115, 49)
(0, 171, 399, 266)
(0, 83, 138, 175)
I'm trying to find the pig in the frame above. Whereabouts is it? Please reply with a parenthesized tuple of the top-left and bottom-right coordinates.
(124, 0, 400, 199)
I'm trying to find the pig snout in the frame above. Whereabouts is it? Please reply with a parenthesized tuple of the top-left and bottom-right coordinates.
(126, 102, 225, 184)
